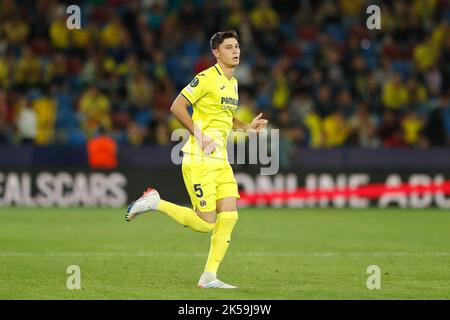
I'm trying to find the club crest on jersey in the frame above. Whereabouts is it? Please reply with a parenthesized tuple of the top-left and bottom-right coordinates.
(190, 77, 199, 87)
(199, 200, 207, 207)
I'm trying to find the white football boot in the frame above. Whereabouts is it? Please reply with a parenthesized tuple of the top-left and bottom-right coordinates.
(125, 187, 160, 222)
(197, 272, 237, 289)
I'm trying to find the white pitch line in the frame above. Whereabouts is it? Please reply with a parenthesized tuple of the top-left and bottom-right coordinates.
(0, 252, 448, 257)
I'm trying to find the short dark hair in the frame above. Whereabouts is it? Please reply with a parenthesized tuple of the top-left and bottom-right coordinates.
(210, 30, 239, 50)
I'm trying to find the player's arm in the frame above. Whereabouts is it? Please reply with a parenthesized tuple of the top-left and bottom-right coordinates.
(232, 117, 251, 131)
(233, 113, 268, 132)
(170, 94, 217, 154)
(170, 94, 197, 137)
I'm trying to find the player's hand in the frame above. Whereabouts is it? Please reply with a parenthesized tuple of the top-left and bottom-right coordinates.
(249, 113, 268, 132)
(199, 134, 217, 155)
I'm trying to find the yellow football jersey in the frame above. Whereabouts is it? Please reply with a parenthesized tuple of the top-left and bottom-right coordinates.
(180, 63, 239, 160)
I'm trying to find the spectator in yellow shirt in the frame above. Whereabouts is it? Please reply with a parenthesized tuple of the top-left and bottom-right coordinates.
(14, 46, 42, 86)
(0, 54, 12, 89)
(304, 109, 323, 148)
(2, 14, 29, 45)
(71, 22, 98, 50)
(78, 86, 112, 137)
(413, 0, 437, 21)
(126, 70, 153, 112)
(413, 36, 439, 72)
(32, 94, 57, 145)
(228, 1, 245, 28)
(100, 15, 127, 48)
(339, 0, 363, 16)
(382, 73, 409, 110)
(249, 0, 279, 30)
(402, 112, 424, 145)
(49, 15, 70, 50)
(323, 110, 349, 147)
(271, 63, 290, 109)
(406, 76, 428, 109)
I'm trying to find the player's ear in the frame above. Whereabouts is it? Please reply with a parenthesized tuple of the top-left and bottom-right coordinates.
(212, 48, 220, 59)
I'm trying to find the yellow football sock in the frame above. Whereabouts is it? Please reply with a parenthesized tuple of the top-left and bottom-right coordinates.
(204, 211, 238, 274)
(157, 200, 215, 233)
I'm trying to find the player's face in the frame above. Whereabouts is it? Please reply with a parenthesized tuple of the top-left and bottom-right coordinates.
(215, 38, 240, 67)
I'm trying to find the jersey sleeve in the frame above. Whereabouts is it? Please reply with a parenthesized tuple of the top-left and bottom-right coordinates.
(180, 74, 209, 106)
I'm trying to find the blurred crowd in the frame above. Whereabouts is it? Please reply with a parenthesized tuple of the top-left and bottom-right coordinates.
(1, 0, 450, 152)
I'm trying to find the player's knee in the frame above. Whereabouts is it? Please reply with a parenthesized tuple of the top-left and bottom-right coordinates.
(196, 210, 217, 223)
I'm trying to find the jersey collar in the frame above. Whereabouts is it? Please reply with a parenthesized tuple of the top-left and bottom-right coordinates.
(214, 63, 234, 82)
(214, 63, 223, 76)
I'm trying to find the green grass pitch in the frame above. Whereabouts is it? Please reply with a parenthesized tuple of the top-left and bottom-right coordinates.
(0, 207, 449, 299)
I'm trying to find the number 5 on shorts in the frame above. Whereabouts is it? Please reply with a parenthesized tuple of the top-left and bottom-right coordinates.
(194, 184, 203, 198)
